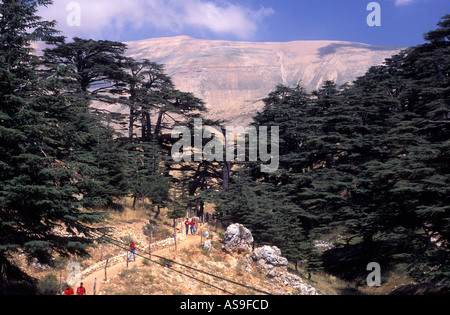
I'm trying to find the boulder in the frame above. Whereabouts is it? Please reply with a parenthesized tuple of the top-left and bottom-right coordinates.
(252, 245, 318, 295)
(222, 223, 318, 295)
(252, 246, 288, 279)
(252, 246, 288, 270)
(203, 240, 212, 252)
(223, 223, 254, 253)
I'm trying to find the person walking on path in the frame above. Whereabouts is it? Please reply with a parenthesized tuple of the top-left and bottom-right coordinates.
(77, 282, 86, 295)
(184, 219, 190, 235)
(64, 286, 74, 295)
(129, 241, 136, 262)
(190, 219, 196, 235)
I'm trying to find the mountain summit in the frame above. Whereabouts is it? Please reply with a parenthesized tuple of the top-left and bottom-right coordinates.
(125, 36, 402, 126)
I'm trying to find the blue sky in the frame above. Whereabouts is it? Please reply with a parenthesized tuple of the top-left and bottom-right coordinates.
(39, 0, 450, 47)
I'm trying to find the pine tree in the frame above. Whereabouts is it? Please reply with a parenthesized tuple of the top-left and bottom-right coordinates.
(119, 59, 173, 143)
(331, 17, 450, 282)
(118, 58, 210, 216)
(0, 0, 104, 290)
(226, 85, 327, 270)
(385, 16, 450, 281)
(42, 37, 127, 98)
(42, 38, 130, 207)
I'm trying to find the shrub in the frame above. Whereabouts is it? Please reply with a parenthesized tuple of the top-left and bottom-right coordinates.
(37, 274, 60, 295)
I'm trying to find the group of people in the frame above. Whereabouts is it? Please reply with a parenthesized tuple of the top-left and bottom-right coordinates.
(63, 282, 86, 295)
(184, 218, 196, 235)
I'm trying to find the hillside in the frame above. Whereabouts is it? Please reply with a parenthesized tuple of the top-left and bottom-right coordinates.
(17, 203, 426, 296)
(17, 204, 318, 296)
(124, 36, 402, 125)
(95, 229, 305, 296)
(78, 210, 318, 296)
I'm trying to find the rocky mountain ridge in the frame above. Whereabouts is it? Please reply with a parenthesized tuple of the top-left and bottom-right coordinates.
(125, 36, 402, 125)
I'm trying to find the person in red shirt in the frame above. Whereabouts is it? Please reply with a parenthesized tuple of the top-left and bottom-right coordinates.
(77, 282, 86, 295)
(129, 241, 136, 262)
(64, 286, 74, 295)
(184, 219, 190, 235)
(190, 219, 196, 235)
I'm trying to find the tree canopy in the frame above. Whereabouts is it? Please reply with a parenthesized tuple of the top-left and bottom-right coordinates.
(225, 15, 450, 284)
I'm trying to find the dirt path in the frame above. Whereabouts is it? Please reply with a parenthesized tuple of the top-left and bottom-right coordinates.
(80, 233, 203, 295)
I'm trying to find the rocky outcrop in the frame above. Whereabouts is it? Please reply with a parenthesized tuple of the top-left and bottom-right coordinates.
(252, 245, 317, 295)
(222, 223, 254, 254)
(203, 240, 212, 252)
(223, 224, 317, 295)
(252, 245, 288, 277)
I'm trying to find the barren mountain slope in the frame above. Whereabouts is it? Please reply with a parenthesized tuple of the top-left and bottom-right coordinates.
(125, 36, 402, 126)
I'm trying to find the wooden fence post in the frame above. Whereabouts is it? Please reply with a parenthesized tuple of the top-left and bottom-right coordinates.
(104, 258, 109, 281)
(149, 231, 152, 260)
(59, 271, 62, 294)
(173, 219, 177, 251)
(93, 277, 97, 296)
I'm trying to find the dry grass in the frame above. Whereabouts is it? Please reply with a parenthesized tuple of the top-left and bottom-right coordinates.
(105, 197, 164, 224)
(21, 198, 418, 296)
(98, 237, 292, 296)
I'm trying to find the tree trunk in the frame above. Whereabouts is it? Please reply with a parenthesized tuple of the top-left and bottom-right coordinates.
(145, 111, 152, 141)
(129, 106, 135, 141)
(128, 82, 137, 141)
(132, 194, 137, 210)
(186, 202, 194, 219)
(154, 110, 165, 141)
(199, 201, 205, 218)
(154, 204, 161, 219)
(141, 112, 147, 140)
(222, 161, 231, 192)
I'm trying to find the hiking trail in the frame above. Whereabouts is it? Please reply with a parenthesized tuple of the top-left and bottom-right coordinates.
(80, 233, 203, 295)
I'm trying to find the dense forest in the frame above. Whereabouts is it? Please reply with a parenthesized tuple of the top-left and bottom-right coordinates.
(0, 1, 448, 293)
(219, 16, 450, 284)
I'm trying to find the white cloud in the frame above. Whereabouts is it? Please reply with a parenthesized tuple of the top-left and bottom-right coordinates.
(183, 1, 274, 39)
(37, 0, 274, 40)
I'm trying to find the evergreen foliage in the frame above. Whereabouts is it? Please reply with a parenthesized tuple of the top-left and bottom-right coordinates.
(226, 16, 450, 283)
(0, 0, 105, 288)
